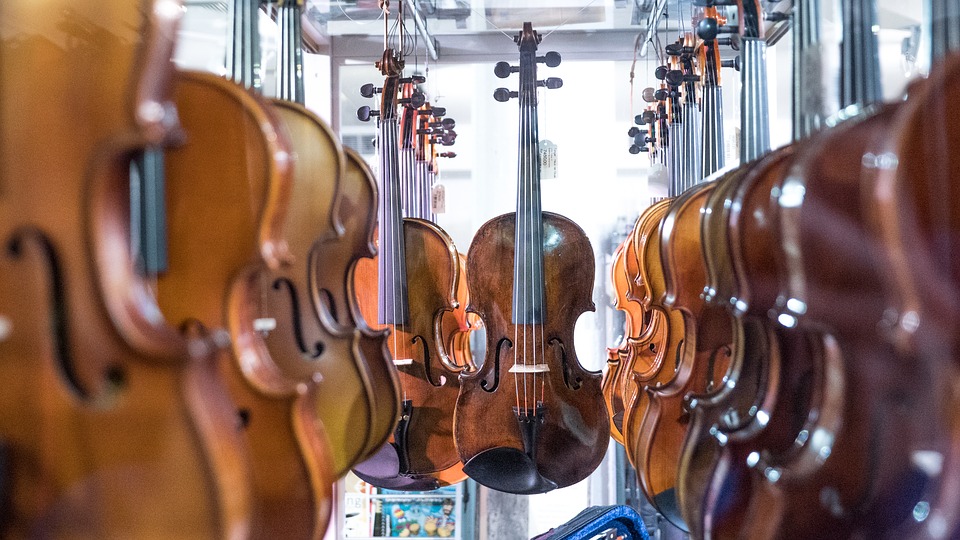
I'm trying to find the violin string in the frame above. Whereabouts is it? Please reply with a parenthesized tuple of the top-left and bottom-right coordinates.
(525, 85, 533, 413)
(522, 83, 529, 413)
(513, 94, 521, 413)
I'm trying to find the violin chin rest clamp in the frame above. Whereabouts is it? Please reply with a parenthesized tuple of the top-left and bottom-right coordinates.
(462, 446, 558, 495)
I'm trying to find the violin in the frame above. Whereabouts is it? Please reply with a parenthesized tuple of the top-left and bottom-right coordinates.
(352, 46, 464, 490)
(0, 0, 253, 536)
(617, 205, 672, 465)
(455, 23, 608, 495)
(414, 104, 477, 372)
(866, 50, 960, 539)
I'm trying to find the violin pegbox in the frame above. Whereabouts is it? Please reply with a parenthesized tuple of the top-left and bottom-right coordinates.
(493, 22, 563, 103)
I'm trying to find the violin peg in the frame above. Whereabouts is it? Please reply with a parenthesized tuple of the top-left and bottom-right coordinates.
(628, 126, 640, 137)
(721, 56, 741, 71)
(357, 106, 379, 122)
(665, 42, 683, 56)
(410, 91, 426, 108)
(641, 87, 657, 102)
(629, 144, 641, 154)
(641, 110, 657, 124)
(665, 70, 684, 87)
(494, 61, 515, 79)
(441, 117, 456, 129)
(411, 74, 427, 84)
(360, 83, 381, 98)
(432, 106, 447, 117)
(540, 51, 561, 67)
(439, 152, 457, 158)
(493, 88, 515, 102)
(544, 77, 563, 90)
(718, 34, 741, 50)
(655, 65, 669, 80)
(698, 18, 719, 41)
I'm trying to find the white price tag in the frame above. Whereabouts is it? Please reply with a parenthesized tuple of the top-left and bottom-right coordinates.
(539, 139, 558, 179)
(431, 184, 446, 214)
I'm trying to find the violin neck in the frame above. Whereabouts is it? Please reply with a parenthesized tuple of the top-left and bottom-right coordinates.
(683, 99, 702, 187)
(130, 148, 168, 274)
(740, 36, 771, 162)
(930, 0, 960, 62)
(701, 41, 725, 177)
(513, 47, 546, 325)
(378, 114, 410, 325)
(399, 107, 417, 218)
(839, 0, 881, 108)
(228, 0, 263, 91)
(667, 110, 682, 197)
(276, 0, 305, 104)
(792, 0, 824, 140)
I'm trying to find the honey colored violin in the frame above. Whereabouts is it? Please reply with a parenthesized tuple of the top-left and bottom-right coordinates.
(455, 23, 608, 495)
(0, 1, 252, 536)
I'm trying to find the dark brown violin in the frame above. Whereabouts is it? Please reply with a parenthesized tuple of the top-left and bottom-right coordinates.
(455, 23, 608, 495)
(352, 47, 464, 490)
(0, 0, 253, 536)
(866, 49, 960, 539)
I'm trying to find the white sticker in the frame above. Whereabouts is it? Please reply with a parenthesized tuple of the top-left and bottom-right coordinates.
(431, 184, 446, 214)
(540, 139, 558, 179)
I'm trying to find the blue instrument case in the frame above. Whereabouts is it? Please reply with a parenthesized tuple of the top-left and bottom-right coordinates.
(530, 505, 650, 540)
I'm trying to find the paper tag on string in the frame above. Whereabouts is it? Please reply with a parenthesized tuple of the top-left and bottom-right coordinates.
(539, 140, 558, 179)
(431, 184, 446, 214)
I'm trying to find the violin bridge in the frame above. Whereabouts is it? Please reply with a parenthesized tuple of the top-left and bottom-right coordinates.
(253, 317, 276, 335)
(508, 363, 550, 373)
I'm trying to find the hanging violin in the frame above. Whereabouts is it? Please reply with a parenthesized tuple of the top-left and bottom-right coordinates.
(454, 23, 608, 495)
(352, 45, 464, 490)
(0, 0, 254, 536)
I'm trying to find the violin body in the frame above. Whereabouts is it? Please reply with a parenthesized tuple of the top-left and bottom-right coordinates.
(337, 149, 402, 460)
(353, 218, 463, 481)
(0, 1, 252, 536)
(457, 211, 607, 493)
(158, 72, 337, 538)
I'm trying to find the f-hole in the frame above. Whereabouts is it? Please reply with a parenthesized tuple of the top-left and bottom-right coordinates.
(272, 277, 324, 359)
(674, 338, 684, 372)
(548, 337, 582, 390)
(412, 335, 441, 387)
(481, 337, 512, 392)
(705, 344, 732, 392)
(8, 229, 90, 399)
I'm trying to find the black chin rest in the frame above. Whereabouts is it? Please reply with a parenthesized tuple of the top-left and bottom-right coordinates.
(652, 488, 689, 533)
(351, 443, 441, 491)
(463, 446, 558, 495)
